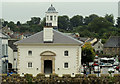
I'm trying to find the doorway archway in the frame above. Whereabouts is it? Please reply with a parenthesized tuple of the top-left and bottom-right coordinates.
(40, 51, 56, 74)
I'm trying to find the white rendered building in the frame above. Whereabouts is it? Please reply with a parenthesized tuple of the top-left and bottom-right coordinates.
(15, 5, 83, 76)
(0, 33, 8, 73)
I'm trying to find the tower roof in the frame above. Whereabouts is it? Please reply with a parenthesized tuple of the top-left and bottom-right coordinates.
(46, 4, 58, 13)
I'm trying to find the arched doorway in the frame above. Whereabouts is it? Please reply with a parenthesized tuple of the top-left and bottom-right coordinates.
(40, 51, 56, 74)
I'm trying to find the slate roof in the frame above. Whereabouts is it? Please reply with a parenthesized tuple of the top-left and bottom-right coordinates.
(0, 33, 8, 39)
(46, 4, 58, 13)
(104, 36, 120, 48)
(8, 40, 18, 51)
(79, 37, 89, 42)
(15, 30, 83, 45)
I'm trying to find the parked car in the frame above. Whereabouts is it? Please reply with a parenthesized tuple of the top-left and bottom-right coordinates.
(116, 66, 120, 70)
(94, 66, 100, 73)
(92, 63, 99, 66)
(113, 65, 117, 69)
(108, 67, 114, 73)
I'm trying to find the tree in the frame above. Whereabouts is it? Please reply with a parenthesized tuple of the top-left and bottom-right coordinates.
(82, 42, 95, 64)
(2, 21, 8, 27)
(17, 21, 21, 26)
(105, 14, 114, 25)
(88, 17, 113, 33)
(27, 17, 41, 25)
(84, 14, 98, 25)
(7, 21, 16, 32)
(116, 17, 120, 28)
(70, 15, 83, 27)
(58, 15, 71, 31)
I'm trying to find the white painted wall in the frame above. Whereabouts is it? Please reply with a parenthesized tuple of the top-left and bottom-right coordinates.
(8, 46, 13, 64)
(46, 13, 58, 27)
(18, 45, 81, 76)
(13, 52, 17, 69)
(8, 46, 17, 69)
(43, 27, 53, 42)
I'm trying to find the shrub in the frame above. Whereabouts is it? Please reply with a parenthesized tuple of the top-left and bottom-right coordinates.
(75, 74, 84, 78)
(0, 74, 7, 77)
(50, 73, 58, 78)
(88, 74, 97, 78)
(11, 74, 20, 78)
(36, 73, 45, 79)
(114, 74, 120, 77)
(24, 73, 33, 83)
(62, 74, 71, 78)
(1, 74, 7, 79)
(101, 74, 109, 78)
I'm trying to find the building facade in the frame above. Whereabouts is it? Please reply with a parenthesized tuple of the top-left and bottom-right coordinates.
(8, 39, 18, 72)
(15, 5, 83, 76)
(103, 36, 120, 56)
(0, 33, 8, 73)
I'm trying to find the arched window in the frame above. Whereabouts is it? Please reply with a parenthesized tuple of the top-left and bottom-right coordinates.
(28, 51, 32, 56)
(64, 51, 68, 56)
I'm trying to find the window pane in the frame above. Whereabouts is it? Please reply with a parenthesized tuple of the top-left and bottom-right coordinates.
(28, 51, 32, 55)
(49, 23, 52, 26)
(54, 16, 56, 21)
(50, 16, 53, 21)
(64, 62, 68, 68)
(28, 62, 32, 67)
(64, 51, 68, 56)
(47, 16, 49, 20)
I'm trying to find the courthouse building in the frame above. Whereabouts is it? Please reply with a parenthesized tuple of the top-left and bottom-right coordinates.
(15, 4, 83, 76)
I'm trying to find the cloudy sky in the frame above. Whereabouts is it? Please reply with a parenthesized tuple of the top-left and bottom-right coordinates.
(1, 0, 119, 23)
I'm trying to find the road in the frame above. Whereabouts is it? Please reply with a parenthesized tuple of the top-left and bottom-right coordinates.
(90, 67, 120, 77)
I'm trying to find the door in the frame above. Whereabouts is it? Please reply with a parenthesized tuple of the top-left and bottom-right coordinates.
(44, 60, 52, 74)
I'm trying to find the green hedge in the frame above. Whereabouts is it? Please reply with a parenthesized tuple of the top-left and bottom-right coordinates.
(1, 73, 120, 84)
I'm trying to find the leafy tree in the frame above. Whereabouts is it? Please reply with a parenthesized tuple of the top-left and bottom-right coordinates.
(84, 14, 98, 25)
(27, 17, 41, 25)
(70, 15, 83, 27)
(88, 17, 113, 33)
(2, 21, 8, 27)
(19, 25, 29, 33)
(17, 21, 21, 26)
(31, 17, 41, 24)
(116, 17, 120, 28)
(82, 42, 95, 64)
(79, 30, 92, 37)
(58, 15, 71, 31)
(75, 25, 88, 32)
(105, 14, 114, 25)
(7, 21, 17, 32)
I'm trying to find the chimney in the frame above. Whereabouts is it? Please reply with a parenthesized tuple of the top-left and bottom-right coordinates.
(43, 26, 53, 42)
